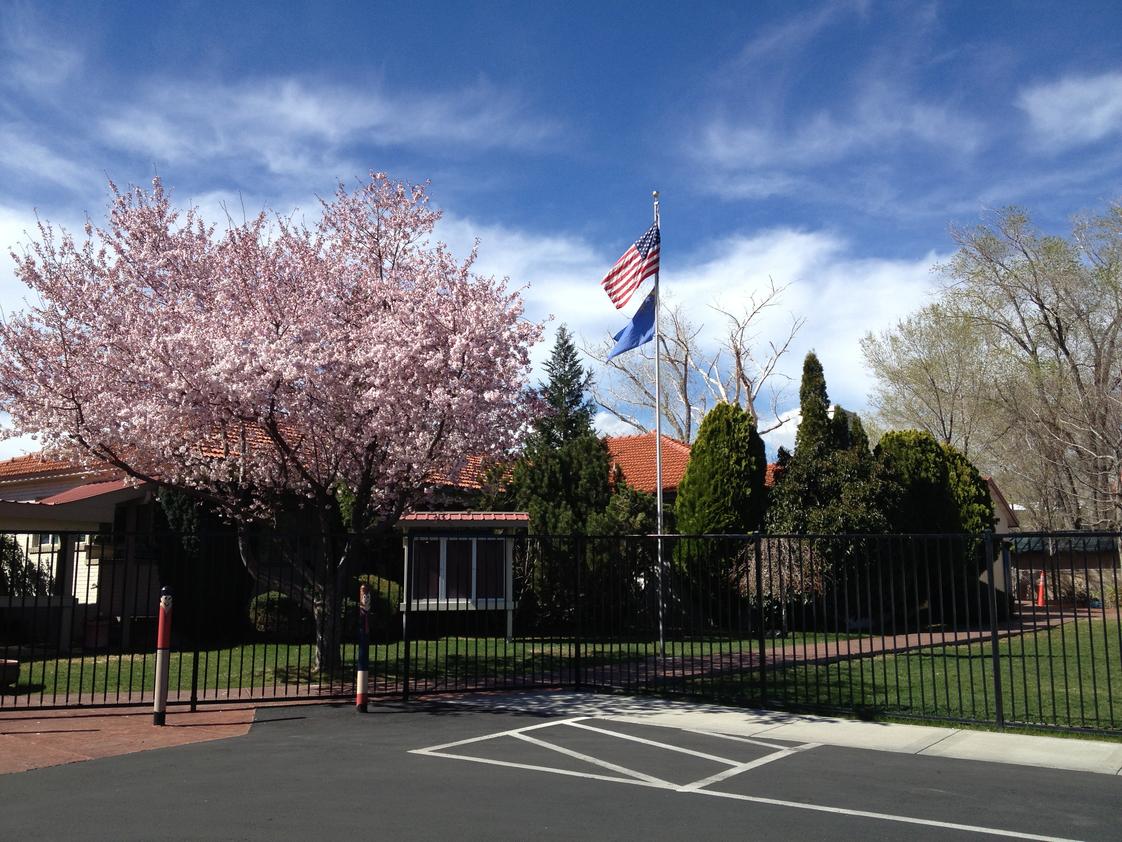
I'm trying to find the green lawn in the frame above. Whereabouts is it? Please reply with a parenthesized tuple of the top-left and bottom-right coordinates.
(5, 622, 1119, 732)
(2, 633, 848, 701)
(711, 620, 1122, 731)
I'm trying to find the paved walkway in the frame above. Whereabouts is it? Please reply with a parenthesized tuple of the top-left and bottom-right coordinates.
(0, 699, 324, 774)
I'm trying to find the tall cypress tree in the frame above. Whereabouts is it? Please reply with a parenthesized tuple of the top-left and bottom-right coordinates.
(675, 402, 766, 535)
(795, 351, 831, 454)
(768, 353, 888, 535)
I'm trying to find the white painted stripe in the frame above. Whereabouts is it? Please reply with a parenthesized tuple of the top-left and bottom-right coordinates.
(566, 720, 743, 766)
(693, 788, 1080, 842)
(673, 725, 793, 752)
(678, 744, 821, 791)
(513, 732, 669, 785)
(600, 715, 792, 752)
(411, 716, 588, 754)
(413, 730, 1081, 841)
(415, 750, 656, 787)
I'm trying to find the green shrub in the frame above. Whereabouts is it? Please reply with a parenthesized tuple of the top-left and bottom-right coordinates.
(248, 591, 312, 639)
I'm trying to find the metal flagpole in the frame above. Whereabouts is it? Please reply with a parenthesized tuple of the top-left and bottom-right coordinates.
(652, 190, 665, 659)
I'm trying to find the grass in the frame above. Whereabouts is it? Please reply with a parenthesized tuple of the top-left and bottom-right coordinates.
(706, 620, 1122, 732)
(5, 622, 1121, 733)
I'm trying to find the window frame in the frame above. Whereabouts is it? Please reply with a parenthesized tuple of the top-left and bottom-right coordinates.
(405, 534, 512, 611)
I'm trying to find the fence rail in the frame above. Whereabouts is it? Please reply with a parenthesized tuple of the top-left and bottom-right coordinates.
(2, 528, 1120, 734)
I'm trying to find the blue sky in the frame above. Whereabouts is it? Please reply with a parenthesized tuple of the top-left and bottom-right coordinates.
(2, 0, 1122, 456)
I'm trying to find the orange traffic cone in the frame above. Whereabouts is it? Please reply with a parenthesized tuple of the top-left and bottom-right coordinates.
(1035, 570, 1047, 607)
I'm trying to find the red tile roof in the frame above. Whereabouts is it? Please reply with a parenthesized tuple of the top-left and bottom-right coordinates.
(0, 453, 119, 483)
(605, 432, 691, 494)
(764, 462, 783, 489)
(427, 455, 490, 490)
(400, 511, 529, 524)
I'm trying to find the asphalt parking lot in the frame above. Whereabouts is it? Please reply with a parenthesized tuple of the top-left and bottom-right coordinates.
(1, 697, 1118, 840)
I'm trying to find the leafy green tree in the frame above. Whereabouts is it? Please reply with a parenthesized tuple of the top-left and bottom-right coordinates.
(675, 402, 766, 535)
(942, 443, 995, 533)
(0, 537, 50, 597)
(514, 435, 613, 535)
(874, 430, 961, 534)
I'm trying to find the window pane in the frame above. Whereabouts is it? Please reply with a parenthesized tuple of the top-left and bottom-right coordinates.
(476, 540, 504, 599)
(412, 540, 440, 600)
(446, 540, 472, 599)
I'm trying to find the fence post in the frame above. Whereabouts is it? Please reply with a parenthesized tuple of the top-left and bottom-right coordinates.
(984, 531, 1005, 729)
(401, 535, 411, 703)
(755, 533, 767, 705)
(356, 582, 371, 713)
(153, 586, 173, 726)
(573, 534, 582, 692)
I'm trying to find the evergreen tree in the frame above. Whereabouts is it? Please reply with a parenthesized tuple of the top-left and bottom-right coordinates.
(942, 443, 995, 533)
(795, 351, 831, 454)
(675, 402, 766, 535)
(874, 430, 961, 534)
(510, 326, 612, 535)
(531, 325, 596, 450)
(768, 354, 889, 534)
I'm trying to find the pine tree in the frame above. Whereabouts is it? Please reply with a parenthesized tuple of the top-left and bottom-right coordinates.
(675, 402, 766, 535)
(532, 325, 596, 450)
(512, 326, 612, 535)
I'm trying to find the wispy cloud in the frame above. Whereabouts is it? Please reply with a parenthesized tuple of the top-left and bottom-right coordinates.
(0, 2, 82, 93)
(1018, 71, 1122, 150)
(732, 0, 869, 68)
(698, 78, 985, 201)
(98, 76, 561, 180)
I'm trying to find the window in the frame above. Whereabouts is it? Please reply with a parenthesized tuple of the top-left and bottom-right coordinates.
(407, 536, 508, 607)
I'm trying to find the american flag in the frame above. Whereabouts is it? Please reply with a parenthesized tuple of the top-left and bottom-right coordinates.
(601, 223, 660, 309)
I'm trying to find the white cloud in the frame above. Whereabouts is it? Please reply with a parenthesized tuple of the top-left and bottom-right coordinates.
(701, 79, 983, 177)
(0, 205, 45, 316)
(439, 215, 941, 426)
(760, 407, 801, 457)
(0, 431, 37, 460)
(1018, 71, 1122, 149)
(0, 128, 91, 190)
(593, 411, 638, 438)
(0, 5, 82, 93)
(98, 77, 560, 179)
(733, 0, 869, 67)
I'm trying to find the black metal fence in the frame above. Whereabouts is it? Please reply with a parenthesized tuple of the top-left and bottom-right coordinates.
(2, 528, 1120, 734)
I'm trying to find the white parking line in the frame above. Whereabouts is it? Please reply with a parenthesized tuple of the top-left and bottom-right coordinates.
(513, 731, 669, 785)
(410, 718, 1084, 842)
(677, 744, 821, 791)
(566, 720, 750, 766)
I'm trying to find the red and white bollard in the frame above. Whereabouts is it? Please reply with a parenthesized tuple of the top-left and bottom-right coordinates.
(153, 586, 173, 726)
(356, 583, 371, 713)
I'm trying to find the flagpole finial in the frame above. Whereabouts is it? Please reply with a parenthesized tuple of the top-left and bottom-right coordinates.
(652, 190, 659, 200)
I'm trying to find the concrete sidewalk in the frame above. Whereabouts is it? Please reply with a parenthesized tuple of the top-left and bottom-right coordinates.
(444, 690, 1122, 776)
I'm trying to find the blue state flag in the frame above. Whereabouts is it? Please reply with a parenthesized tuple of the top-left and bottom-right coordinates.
(607, 288, 656, 360)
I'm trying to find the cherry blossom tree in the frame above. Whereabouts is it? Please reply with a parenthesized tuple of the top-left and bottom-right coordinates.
(0, 174, 541, 669)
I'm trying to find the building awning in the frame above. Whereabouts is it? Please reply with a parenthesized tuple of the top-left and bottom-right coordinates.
(0, 480, 151, 530)
(400, 511, 529, 530)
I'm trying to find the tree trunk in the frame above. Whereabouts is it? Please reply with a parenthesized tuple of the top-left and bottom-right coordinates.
(238, 527, 354, 678)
